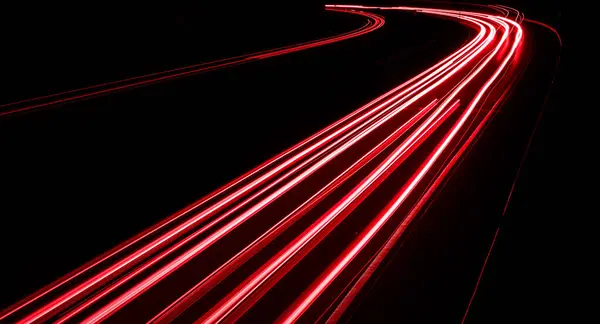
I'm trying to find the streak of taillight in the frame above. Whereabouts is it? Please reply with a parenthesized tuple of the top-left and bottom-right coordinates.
(200, 98, 462, 324)
(147, 99, 439, 324)
(2, 9, 387, 323)
(3, 5, 526, 324)
(71, 19, 492, 323)
(0, 10, 382, 118)
(278, 7, 521, 323)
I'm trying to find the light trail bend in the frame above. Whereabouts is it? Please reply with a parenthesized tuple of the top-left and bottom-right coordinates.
(0, 8, 383, 118)
(0, 4, 526, 324)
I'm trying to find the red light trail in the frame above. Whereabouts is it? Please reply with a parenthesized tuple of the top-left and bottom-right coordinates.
(1, 4, 525, 323)
(0, 8, 383, 118)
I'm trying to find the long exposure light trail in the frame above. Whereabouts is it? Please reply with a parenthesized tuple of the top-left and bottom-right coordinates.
(0, 7, 383, 323)
(1, 3, 525, 323)
(0, 8, 383, 118)
(279, 12, 522, 323)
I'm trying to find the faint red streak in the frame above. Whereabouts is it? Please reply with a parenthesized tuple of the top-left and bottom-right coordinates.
(0, 4, 529, 324)
(0, 9, 383, 118)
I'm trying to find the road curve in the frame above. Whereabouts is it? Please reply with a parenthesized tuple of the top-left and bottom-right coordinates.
(0, 8, 383, 118)
(1, 4, 526, 323)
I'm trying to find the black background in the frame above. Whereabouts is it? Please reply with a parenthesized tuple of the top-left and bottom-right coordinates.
(0, 0, 567, 322)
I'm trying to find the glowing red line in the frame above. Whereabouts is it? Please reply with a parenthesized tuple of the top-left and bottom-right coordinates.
(95, 10, 491, 322)
(524, 18, 562, 47)
(0, 14, 373, 110)
(2, 10, 388, 322)
(81, 15, 493, 321)
(148, 98, 440, 323)
(81, 78, 450, 323)
(0, 9, 383, 118)
(12, 19, 399, 322)
(59, 96, 436, 321)
(326, 79, 519, 323)
(10, 11, 385, 324)
(489, 5, 510, 16)
(331, 19, 521, 320)
(4, 4, 526, 323)
(278, 7, 522, 322)
(5, 9, 485, 322)
(201, 97, 463, 323)
(62, 18, 491, 322)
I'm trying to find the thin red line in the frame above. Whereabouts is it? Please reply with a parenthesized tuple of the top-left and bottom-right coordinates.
(461, 228, 500, 324)
(0, 9, 383, 118)
(461, 22, 561, 322)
